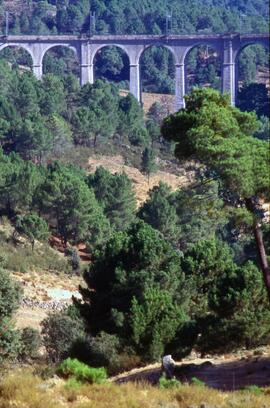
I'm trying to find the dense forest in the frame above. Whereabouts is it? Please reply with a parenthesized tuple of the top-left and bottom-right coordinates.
(0, 61, 269, 369)
(0, 0, 268, 35)
(0, 1, 269, 405)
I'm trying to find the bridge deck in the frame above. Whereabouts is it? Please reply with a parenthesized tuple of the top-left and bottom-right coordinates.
(0, 33, 269, 42)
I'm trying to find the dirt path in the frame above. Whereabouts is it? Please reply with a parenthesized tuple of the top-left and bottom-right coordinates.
(111, 355, 270, 391)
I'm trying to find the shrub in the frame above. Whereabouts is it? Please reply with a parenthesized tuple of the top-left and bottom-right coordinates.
(159, 374, 181, 389)
(89, 332, 120, 375)
(191, 377, 205, 387)
(0, 268, 22, 362)
(0, 240, 71, 275)
(14, 213, 49, 250)
(0, 318, 22, 363)
(19, 327, 42, 360)
(118, 352, 142, 373)
(0, 267, 22, 319)
(41, 310, 85, 363)
(0, 252, 7, 267)
(58, 358, 107, 384)
(65, 247, 81, 273)
(244, 385, 263, 395)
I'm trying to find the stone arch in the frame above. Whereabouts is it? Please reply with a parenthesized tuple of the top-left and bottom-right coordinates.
(40, 43, 79, 67)
(90, 44, 131, 66)
(234, 39, 269, 63)
(234, 41, 269, 110)
(0, 43, 34, 68)
(40, 44, 80, 80)
(183, 41, 222, 93)
(91, 44, 131, 87)
(137, 43, 177, 66)
(139, 44, 176, 100)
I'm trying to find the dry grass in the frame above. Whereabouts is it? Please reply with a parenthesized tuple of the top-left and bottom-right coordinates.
(0, 371, 58, 408)
(120, 89, 175, 115)
(1, 370, 270, 408)
(88, 154, 194, 206)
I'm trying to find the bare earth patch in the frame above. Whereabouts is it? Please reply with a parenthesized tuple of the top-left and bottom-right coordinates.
(88, 154, 194, 206)
(13, 270, 82, 330)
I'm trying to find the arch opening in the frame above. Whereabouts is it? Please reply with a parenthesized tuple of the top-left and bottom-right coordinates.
(236, 43, 269, 118)
(42, 45, 80, 80)
(184, 44, 222, 94)
(93, 45, 130, 90)
(0, 45, 33, 72)
(139, 45, 176, 113)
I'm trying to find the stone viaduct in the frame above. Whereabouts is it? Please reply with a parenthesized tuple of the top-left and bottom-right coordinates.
(0, 33, 269, 110)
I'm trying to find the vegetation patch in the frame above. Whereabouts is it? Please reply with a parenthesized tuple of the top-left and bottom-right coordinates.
(58, 358, 107, 384)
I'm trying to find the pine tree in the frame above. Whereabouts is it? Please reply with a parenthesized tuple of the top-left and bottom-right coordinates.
(162, 88, 270, 299)
(141, 147, 157, 184)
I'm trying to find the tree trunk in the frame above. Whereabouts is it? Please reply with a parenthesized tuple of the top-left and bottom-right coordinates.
(245, 197, 270, 301)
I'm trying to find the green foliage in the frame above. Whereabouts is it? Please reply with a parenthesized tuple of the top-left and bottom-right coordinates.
(186, 46, 221, 92)
(19, 327, 42, 361)
(36, 163, 109, 246)
(183, 239, 270, 352)
(77, 220, 188, 361)
(254, 115, 269, 141)
(162, 88, 268, 200)
(0, 318, 22, 363)
(0, 62, 148, 164)
(172, 179, 225, 251)
(130, 288, 186, 360)
(118, 94, 149, 146)
(0, 268, 22, 362)
(15, 213, 49, 250)
(159, 374, 181, 389)
(138, 179, 225, 251)
(88, 332, 121, 375)
(0, 267, 22, 319)
(88, 166, 136, 231)
(141, 147, 158, 181)
(138, 182, 180, 245)
(0, 149, 43, 216)
(0, 0, 268, 37)
(161, 87, 269, 306)
(65, 247, 81, 273)
(94, 46, 129, 85)
(46, 114, 73, 158)
(73, 81, 120, 147)
(58, 358, 107, 384)
(191, 377, 205, 387)
(41, 309, 86, 363)
(237, 83, 269, 117)
(141, 46, 175, 94)
(244, 385, 263, 395)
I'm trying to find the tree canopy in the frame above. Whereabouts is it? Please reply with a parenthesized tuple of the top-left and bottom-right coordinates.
(77, 221, 188, 361)
(162, 87, 270, 298)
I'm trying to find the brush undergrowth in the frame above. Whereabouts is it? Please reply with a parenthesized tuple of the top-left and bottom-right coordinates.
(159, 373, 181, 389)
(58, 358, 107, 384)
(0, 239, 70, 274)
(1, 370, 270, 408)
